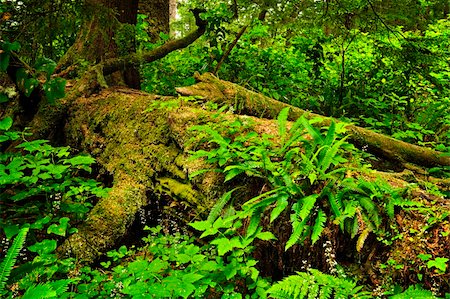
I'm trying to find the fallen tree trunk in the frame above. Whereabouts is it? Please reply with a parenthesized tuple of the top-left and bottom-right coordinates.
(57, 89, 218, 260)
(177, 72, 450, 168)
(26, 71, 446, 294)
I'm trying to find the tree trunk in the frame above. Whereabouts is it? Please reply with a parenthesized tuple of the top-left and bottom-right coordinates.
(56, 0, 141, 87)
(139, 0, 170, 42)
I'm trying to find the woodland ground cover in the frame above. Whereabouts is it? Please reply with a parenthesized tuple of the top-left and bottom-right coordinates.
(1, 0, 450, 298)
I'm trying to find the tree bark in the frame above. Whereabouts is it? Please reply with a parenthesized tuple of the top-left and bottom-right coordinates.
(139, 0, 170, 42)
(56, 0, 141, 87)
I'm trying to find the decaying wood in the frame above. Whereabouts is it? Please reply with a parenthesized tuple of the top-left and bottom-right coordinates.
(57, 90, 224, 261)
(176, 72, 450, 168)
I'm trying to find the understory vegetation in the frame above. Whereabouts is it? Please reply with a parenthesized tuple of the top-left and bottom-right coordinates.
(1, 0, 450, 298)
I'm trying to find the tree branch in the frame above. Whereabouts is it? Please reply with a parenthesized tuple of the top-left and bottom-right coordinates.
(214, 9, 267, 75)
(101, 9, 207, 77)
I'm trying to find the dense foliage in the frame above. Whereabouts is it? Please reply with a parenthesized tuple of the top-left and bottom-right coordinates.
(1, 0, 449, 298)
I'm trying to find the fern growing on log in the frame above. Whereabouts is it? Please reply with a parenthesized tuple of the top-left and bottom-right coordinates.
(267, 269, 371, 299)
(0, 227, 28, 294)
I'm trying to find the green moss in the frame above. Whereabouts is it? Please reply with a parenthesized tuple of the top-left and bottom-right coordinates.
(156, 177, 202, 206)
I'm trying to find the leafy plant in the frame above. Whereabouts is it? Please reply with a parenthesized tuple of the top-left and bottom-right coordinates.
(0, 227, 28, 295)
(0, 118, 109, 239)
(189, 108, 409, 251)
(390, 284, 439, 299)
(74, 226, 270, 298)
(0, 41, 66, 103)
(0, 118, 108, 297)
(267, 269, 371, 299)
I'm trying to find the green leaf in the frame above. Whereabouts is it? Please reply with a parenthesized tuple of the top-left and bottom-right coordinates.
(427, 257, 448, 272)
(0, 53, 10, 72)
(43, 78, 66, 104)
(48, 279, 72, 296)
(318, 137, 348, 174)
(22, 284, 57, 299)
(323, 121, 336, 146)
(3, 41, 20, 52)
(224, 167, 244, 182)
(246, 209, 262, 237)
(0, 227, 28, 292)
(270, 193, 289, 223)
(211, 237, 241, 256)
(256, 231, 276, 241)
(0, 93, 8, 103)
(200, 261, 218, 271)
(182, 273, 204, 284)
(417, 253, 432, 261)
(148, 258, 169, 273)
(28, 239, 57, 255)
(299, 194, 318, 221)
(311, 209, 326, 245)
(16, 139, 49, 151)
(2, 224, 20, 240)
(285, 217, 308, 250)
(207, 189, 234, 222)
(189, 220, 211, 232)
(34, 57, 57, 79)
(47, 217, 70, 236)
(23, 77, 39, 97)
(64, 155, 96, 166)
(0, 117, 13, 131)
(277, 107, 290, 138)
(301, 117, 324, 144)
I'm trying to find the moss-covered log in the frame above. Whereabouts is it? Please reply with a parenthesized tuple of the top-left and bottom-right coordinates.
(177, 72, 450, 168)
(57, 90, 222, 261)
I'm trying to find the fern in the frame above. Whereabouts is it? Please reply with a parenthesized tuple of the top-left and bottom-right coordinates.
(389, 284, 438, 299)
(278, 107, 290, 140)
(0, 226, 29, 293)
(21, 279, 72, 299)
(301, 117, 324, 145)
(328, 192, 343, 219)
(286, 214, 309, 250)
(311, 209, 327, 245)
(267, 269, 371, 299)
(207, 189, 234, 222)
(299, 194, 318, 221)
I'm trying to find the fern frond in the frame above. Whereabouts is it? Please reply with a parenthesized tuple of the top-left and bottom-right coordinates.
(356, 227, 371, 252)
(323, 121, 336, 147)
(22, 283, 56, 299)
(0, 227, 29, 293)
(246, 208, 262, 237)
(299, 194, 318, 221)
(207, 189, 234, 222)
(328, 193, 343, 219)
(301, 117, 324, 145)
(318, 137, 348, 174)
(390, 284, 437, 299)
(311, 209, 327, 245)
(267, 269, 369, 299)
(359, 196, 381, 228)
(277, 107, 290, 139)
(286, 216, 309, 250)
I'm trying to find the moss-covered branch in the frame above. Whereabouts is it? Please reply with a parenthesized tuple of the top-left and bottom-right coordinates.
(101, 9, 207, 77)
